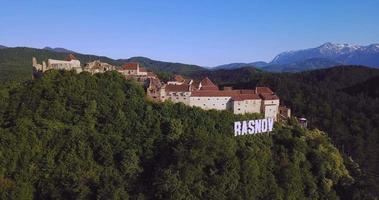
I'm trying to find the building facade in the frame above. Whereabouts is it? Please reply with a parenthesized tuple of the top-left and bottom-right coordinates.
(33, 54, 82, 73)
(159, 76, 284, 120)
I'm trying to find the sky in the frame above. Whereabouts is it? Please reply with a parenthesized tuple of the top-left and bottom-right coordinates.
(1, 0, 379, 66)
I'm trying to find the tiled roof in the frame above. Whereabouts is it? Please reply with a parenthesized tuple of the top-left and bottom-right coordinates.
(200, 77, 218, 90)
(239, 89, 256, 94)
(122, 62, 139, 70)
(66, 54, 77, 61)
(256, 87, 273, 94)
(259, 93, 279, 100)
(232, 94, 261, 101)
(139, 67, 147, 72)
(173, 75, 185, 82)
(191, 90, 260, 100)
(165, 84, 190, 92)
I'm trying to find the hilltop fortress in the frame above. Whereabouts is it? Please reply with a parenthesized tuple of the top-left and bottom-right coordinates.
(33, 55, 290, 120)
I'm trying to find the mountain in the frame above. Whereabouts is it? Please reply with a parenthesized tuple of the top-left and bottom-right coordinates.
(213, 61, 268, 70)
(215, 43, 379, 72)
(0, 45, 7, 49)
(0, 47, 207, 83)
(43, 46, 76, 53)
(262, 58, 341, 72)
(270, 42, 379, 69)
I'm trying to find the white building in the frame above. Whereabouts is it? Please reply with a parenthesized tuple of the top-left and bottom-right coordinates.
(161, 84, 192, 104)
(190, 91, 232, 111)
(33, 54, 82, 73)
(231, 94, 262, 115)
(159, 77, 283, 120)
(117, 62, 148, 76)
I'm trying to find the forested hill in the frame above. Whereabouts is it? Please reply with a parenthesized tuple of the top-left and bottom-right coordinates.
(202, 66, 379, 198)
(343, 75, 379, 98)
(0, 47, 207, 83)
(0, 70, 362, 199)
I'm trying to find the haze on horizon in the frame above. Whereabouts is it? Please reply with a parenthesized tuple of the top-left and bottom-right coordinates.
(1, 0, 379, 66)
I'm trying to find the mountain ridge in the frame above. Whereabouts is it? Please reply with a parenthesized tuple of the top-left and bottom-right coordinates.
(43, 46, 76, 53)
(215, 42, 379, 72)
(0, 46, 208, 82)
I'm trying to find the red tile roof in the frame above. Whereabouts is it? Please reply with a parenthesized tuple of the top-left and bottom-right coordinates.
(66, 54, 77, 61)
(122, 62, 139, 70)
(256, 87, 273, 94)
(139, 67, 147, 72)
(232, 94, 261, 101)
(239, 89, 256, 94)
(200, 77, 219, 90)
(165, 84, 191, 92)
(173, 75, 185, 82)
(191, 90, 260, 100)
(259, 93, 279, 100)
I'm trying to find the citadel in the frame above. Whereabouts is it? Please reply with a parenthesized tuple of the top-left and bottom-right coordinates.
(33, 54, 291, 121)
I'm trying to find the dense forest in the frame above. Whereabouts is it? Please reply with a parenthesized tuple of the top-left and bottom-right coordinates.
(0, 70, 365, 199)
(195, 66, 379, 198)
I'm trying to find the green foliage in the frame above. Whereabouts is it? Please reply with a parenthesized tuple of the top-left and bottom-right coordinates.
(0, 70, 355, 199)
(203, 65, 379, 198)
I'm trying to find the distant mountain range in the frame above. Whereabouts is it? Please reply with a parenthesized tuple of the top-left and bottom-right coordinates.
(215, 42, 379, 72)
(213, 61, 268, 70)
(42, 47, 76, 53)
(2, 43, 379, 83)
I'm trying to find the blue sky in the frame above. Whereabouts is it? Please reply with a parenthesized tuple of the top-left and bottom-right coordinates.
(1, 0, 378, 66)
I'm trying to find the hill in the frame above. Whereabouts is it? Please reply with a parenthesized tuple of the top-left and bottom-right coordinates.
(213, 61, 268, 70)
(0, 47, 123, 83)
(42, 47, 76, 53)
(204, 66, 379, 197)
(262, 58, 341, 72)
(0, 70, 361, 199)
(0, 47, 207, 83)
(343, 75, 379, 98)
